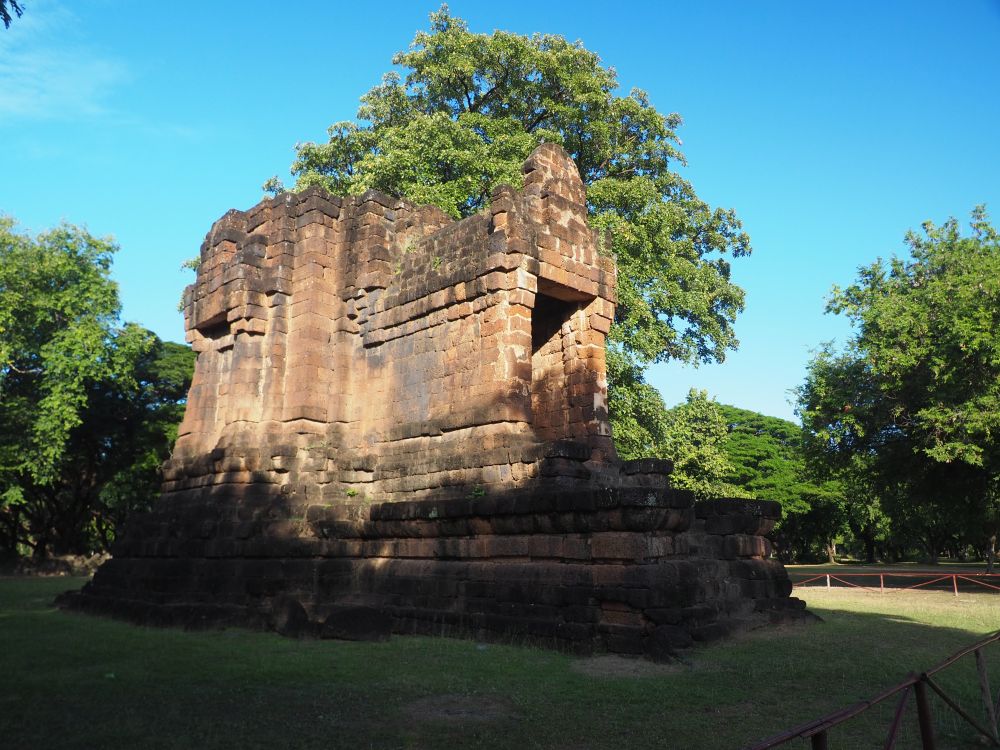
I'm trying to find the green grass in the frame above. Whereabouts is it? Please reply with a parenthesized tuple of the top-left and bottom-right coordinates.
(1, 577, 998, 749)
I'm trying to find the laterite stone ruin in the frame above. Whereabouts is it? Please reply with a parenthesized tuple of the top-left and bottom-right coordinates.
(63, 144, 807, 657)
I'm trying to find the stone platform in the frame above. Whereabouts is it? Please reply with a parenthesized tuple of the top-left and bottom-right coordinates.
(62, 480, 805, 658)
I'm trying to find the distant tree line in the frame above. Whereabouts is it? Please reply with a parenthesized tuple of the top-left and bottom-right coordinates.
(618, 390, 847, 564)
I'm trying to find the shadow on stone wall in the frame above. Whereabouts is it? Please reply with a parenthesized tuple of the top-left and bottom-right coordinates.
(60, 473, 808, 660)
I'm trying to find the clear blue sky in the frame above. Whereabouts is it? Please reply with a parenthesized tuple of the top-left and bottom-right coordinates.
(2, 0, 998, 422)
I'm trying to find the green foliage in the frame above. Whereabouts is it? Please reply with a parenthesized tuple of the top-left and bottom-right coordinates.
(717, 406, 805, 506)
(87, 339, 196, 544)
(280, 6, 750, 453)
(799, 207, 1000, 563)
(605, 349, 670, 461)
(0, 218, 146, 486)
(646, 389, 731, 499)
(0, 0, 23, 29)
(0, 217, 195, 558)
(681, 403, 845, 561)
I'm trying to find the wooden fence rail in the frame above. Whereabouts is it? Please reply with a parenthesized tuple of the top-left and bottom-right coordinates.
(791, 571, 1000, 596)
(743, 630, 1000, 750)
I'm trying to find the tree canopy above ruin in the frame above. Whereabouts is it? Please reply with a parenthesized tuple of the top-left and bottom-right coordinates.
(271, 6, 751, 455)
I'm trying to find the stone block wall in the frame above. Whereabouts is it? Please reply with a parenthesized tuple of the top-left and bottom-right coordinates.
(168, 143, 618, 511)
(68, 487, 804, 657)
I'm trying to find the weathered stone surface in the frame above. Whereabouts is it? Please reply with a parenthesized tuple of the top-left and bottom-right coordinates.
(268, 595, 313, 638)
(64, 144, 809, 656)
(321, 606, 393, 642)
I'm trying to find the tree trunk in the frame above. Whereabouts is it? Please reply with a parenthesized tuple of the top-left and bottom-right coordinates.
(923, 530, 940, 565)
(987, 533, 997, 574)
(863, 535, 877, 564)
(826, 539, 837, 564)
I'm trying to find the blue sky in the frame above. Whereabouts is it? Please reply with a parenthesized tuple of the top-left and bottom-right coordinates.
(2, 0, 998, 422)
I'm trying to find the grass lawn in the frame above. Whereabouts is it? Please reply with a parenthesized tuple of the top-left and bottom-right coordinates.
(1, 576, 998, 750)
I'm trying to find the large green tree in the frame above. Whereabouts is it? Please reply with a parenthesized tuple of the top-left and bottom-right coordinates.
(798, 207, 1000, 568)
(0, 217, 195, 559)
(621, 396, 848, 562)
(67, 338, 195, 551)
(714, 404, 847, 562)
(641, 389, 732, 499)
(718, 405, 807, 510)
(272, 7, 750, 452)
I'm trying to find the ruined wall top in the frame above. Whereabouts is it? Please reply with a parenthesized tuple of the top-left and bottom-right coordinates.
(166, 144, 650, 505)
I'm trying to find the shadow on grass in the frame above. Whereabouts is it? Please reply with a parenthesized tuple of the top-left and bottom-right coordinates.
(0, 577, 996, 750)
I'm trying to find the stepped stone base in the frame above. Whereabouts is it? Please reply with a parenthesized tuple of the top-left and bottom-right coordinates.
(60, 483, 809, 659)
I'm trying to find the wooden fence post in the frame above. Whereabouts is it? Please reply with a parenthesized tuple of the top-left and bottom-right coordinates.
(915, 677, 937, 750)
(975, 648, 998, 740)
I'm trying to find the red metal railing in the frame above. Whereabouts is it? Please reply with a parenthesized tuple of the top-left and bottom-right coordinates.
(792, 571, 1000, 596)
(743, 630, 1000, 749)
